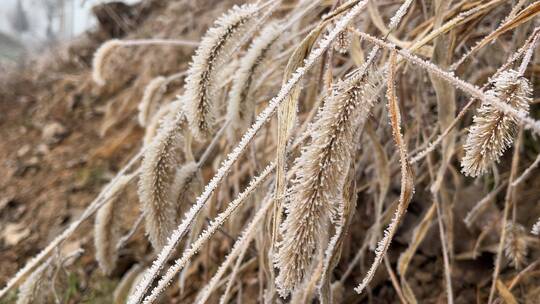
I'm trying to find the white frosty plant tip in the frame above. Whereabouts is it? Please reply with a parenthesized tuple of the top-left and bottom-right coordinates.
(138, 76, 168, 127)
(183, 3, 260, 140)
(92, 39, 122, 86)
(461, 70, 532, 177)
(275, 70, 380, 296)
(138, 114, 187, 250)
(226, 21, 283, 137)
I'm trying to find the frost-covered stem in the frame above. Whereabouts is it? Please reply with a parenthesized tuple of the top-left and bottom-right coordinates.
(410, 98, 475, 164)
(518, 28, 540, 76)
(387, 0, 414, 32)
(197, 121, 229, 168)
(450, 6, 534, 71)
(128, 2, 369, 303)
(195, 195, 273, 304)
(142, 164, 274, 303)
(0, 151, 142, 300)
(512, 152, 540, 187)
(353, 30, 540, 134)
(219, 231, 251, 304)
(411, 28, 540, 164)
(464, 182, 507, 227)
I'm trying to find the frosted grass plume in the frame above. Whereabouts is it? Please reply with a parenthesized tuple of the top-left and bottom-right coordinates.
(138, 113, 187, 250)
(183, 4, 259, 140)
(275, 70, 380, 296)
(461, 70, 532, 177)
(226, 21, 283, 137)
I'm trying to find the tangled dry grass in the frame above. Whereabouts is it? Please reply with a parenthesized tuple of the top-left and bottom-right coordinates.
(1, 0, 540, 303)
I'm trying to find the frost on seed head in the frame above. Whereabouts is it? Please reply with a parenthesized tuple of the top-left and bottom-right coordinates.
(505, 223, 528, 269)
(461, 70, 532, 177)
(138, 76, 168, 127)
(226, 21, 283, 139)
(275, 70, 380, 296)
(138, 113, 188, 250)
(183, 4, 259, 141)
(95, 175, 132, 275)
(92, 39, 122, 86)
(143, 100, 180, 146)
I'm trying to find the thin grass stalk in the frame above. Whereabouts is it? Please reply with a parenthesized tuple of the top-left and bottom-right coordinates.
(95, 174, 134, 275)
(355, 51, 415, 294)
(218, 231, 251, 304)
(433, 191, 454, 304)
(488, 128, 523, 304)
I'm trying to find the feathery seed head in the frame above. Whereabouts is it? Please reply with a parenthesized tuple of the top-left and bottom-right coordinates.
(333, 27, 351, 54)
(172, 161, 202, 213)
(138, 76, 168, 127)
(461, 70, 532, 177)
(138, 114, 188, 250)
(183, 4, 259, 140)
(94, 174, 131, 275)
(227, 21, 283, 138)
(92, 39, 122, 86)
(532, 218, 540, 235)
(143, 101, 180, 146)
(275, 70, 380, 296)
(504, 223, 528, 269)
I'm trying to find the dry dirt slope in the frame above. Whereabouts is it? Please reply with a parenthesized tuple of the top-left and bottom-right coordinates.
(0, 1, 240, 302)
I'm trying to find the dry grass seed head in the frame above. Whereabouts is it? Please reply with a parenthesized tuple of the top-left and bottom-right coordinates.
(138, 114, 188, 250)
(183, 4, 259, 140)
(143, 100, 180, 146)
(138, 76, 168, 127)
(275, 70, 380, 296)
(173, 161, 203, 214)
(333, 26, 351, 54)
(92, 39, 122, 86)
(226, 21, 283, 137)
(94, 174, 132, 275)
(143, 164, 274, 304)
(461, 69, 532, 177)
(504, 223, 528, 269)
